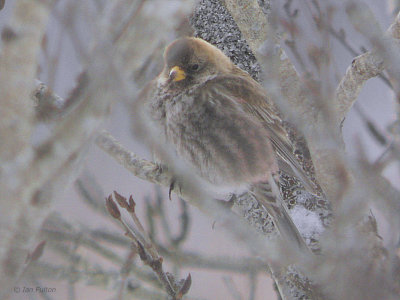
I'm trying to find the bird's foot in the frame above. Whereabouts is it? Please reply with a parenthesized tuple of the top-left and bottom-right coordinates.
(168, 178, 182, 201)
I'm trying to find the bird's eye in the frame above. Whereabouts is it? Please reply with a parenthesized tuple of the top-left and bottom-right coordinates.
(190, 64, 199, 71)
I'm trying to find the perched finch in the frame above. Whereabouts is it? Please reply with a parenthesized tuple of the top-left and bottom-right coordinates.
(134, 37, 315, 250)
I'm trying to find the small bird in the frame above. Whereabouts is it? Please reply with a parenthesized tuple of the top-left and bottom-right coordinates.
(134, 37, 315, 250)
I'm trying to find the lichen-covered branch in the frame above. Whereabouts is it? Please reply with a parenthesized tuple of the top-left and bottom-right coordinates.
(220, 0, 349, 205)
(220, 0, 271, 55)
(206, 1, 400, 299)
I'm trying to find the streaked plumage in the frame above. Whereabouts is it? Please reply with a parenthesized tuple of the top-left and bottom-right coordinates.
(135, 37, 314, 250)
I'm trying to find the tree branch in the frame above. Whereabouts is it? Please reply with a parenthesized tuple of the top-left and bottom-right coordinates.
(0, 1, 195, 296)
(335, 10, 400, 124)
(0, 0, 53, 294)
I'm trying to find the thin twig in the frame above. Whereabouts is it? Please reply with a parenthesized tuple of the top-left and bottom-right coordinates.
(106, 193, 192, 299)
(222, 276, 242, 300)
(248, 272, 257, 300)
(116, 247, 137, 300)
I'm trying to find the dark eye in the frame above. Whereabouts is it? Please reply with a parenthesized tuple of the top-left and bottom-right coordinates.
(190, 64, 199, 71)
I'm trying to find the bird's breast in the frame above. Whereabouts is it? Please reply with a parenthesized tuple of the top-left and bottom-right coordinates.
(159, 88, 277, 187)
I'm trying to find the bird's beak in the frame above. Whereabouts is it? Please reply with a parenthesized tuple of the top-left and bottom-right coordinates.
(169, 66, 186, 82)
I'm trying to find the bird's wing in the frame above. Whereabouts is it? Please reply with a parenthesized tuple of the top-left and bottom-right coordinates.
(205, 74, 318, 194)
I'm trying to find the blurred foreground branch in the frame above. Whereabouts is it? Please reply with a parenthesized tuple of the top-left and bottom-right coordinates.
(336, 10, 400, 124)
(0, 0, 194, 296)
(4, 1, 400, 299)
(33, 82, 317, 298)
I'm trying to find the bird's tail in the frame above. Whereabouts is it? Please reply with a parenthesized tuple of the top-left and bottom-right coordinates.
(251, 175, 309, 252)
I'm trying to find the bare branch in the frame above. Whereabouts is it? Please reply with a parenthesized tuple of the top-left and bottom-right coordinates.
(16, 3, 400, 299)
(26, 262, 201, 300)
(41, 213, 162, 288)
(0, 1, 195, 295)
(335, 10, 400, 123)
(106, 192, 192, 299)
(0, 0, 53, 293)
(96, 131, 173, 186)
(32, 84, 297, 268)
(220, 0, 349, 206)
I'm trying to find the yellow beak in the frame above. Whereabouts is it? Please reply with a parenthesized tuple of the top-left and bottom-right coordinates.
(169, 66, 186, 82)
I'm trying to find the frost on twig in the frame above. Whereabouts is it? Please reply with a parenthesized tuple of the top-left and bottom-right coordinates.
(336, 9, 400, 124)
(190, 2, 328, 298)
(31, 2, 325, 298)
(189, 1, 400, 299)
(95, 131, 303, 259)
(211, 0, 346, 204)
(8, 1, 400, 299)
(36, 188, 238, 300)
(33, 82, 300, 269)
(0, 0, 54, 294)
(31, 81, 66, 121)
(96, 131, 172, 187)
(106, 192, 192, 299)
(0, 0, 195, 296)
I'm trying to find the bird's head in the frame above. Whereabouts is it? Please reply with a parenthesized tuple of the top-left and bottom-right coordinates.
(161, 37, 235, 87)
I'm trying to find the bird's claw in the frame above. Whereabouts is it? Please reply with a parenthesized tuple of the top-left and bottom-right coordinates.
(168, 178, 182, 201)
(169, 180, 175, 201)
